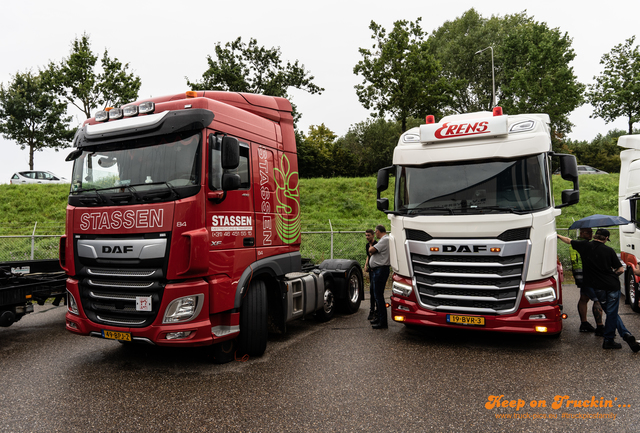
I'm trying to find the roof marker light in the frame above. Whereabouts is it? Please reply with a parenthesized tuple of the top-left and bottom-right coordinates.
(109, 108, 123, 120)
(426, 115, 435, 124)
(95, 110, 109, 122)
(492, 107, 503, 116)
(186, 91, 197, 98)
(139, 101, 155, 114)
(123, 105, 138, 117)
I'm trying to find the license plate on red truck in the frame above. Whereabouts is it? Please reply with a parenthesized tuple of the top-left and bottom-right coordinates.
(102, 330, 132, 341)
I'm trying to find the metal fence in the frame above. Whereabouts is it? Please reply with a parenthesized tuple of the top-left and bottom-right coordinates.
(0, 225, 621, 273)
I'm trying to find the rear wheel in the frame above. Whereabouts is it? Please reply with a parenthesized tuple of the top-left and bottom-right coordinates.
(339, 265, 363, 314)
(238, 280, 268, 357)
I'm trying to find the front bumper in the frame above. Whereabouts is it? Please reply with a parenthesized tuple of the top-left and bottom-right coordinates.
(65, 278, 239, 346)
(391, 295, 562, 334)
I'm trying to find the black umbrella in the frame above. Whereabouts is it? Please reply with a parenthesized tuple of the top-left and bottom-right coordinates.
(568, 214, 630, 230)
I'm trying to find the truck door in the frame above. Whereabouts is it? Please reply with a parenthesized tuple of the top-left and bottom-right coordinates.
(207, 136, 255, 255)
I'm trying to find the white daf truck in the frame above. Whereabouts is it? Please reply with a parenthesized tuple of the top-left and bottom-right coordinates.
(376, 107, 579, 335)
(617, 134, 640, 312)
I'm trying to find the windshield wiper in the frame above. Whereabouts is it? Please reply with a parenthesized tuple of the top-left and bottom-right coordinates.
(471, 205, 528, 215)
(135, 182, 182, 201)
(408, 206, 455, 216)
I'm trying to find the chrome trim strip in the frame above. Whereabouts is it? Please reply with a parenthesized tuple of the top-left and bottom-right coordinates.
(212, 325, 240, 337)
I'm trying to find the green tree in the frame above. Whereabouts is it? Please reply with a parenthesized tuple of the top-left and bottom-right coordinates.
(428, 9, 527, 113)
(186, 37, 323, 126)
(297, 124, 355, 178)
(499, 20, 585, 137)
(429, 9, 584, 139)
(0, 71, 76, 169)
(43, 33, 141, 119)
(354, 19, 446, 132)
(588, 36, 640, 135)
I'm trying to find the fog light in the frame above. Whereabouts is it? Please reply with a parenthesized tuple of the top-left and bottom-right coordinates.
(67, 291, 79, 315)
(393, 315, 405, 322)
(529, 314, 547, 320)
(166, 331, 193, 340)
(67, 321, 78, 329)
(535, 326, 548, 333)
(162, 294, 204, 324)
(397, 305, 410, 311)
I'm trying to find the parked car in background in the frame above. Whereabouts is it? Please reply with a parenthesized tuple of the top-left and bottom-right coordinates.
(553, 165, 608, 175)
(10, 171, 68, 184)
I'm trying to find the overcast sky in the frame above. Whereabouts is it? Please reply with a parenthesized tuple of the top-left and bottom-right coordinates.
(2, 0, 639, 183)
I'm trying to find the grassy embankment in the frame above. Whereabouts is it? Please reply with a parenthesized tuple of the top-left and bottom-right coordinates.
(0, 174, 622, 267)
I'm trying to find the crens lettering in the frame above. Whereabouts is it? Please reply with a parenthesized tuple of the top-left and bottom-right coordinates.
(435, 121, 490, 139)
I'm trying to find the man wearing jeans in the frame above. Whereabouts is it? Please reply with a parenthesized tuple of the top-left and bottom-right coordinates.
(559, 228, 640, 351)
(368, 225, 390, 329)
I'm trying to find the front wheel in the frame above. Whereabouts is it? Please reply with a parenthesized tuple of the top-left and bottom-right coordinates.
(238, 279, 268, 357)
(632, 279, 640, 313)
(625, 268, 634, 304)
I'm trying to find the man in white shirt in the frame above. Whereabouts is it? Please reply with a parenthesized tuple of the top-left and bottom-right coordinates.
(368, 225, 390, 329)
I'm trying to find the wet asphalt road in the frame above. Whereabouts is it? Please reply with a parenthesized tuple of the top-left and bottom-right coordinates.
(2, 286, 640, 433)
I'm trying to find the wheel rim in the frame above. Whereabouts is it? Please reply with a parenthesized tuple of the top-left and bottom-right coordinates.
(630, 275, 637, 306)
(323, 288, 334, 313)
(348, 273, 360, 303)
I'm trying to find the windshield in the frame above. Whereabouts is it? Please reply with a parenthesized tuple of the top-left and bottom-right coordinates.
(70, 130, 201, 195)
(396, 154, 550, 214)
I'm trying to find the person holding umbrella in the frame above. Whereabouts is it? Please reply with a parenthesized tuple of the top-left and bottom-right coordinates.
(558, 228, 640, 351)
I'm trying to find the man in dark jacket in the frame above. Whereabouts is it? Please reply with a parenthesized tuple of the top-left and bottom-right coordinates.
(559, 228, 640, 351)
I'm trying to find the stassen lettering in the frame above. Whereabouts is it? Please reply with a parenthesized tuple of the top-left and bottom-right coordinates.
(434, 121, 489, 139)
(79, 209, 164, 231)
(211, 215, 252, 227)
(443, 245, 487, 253)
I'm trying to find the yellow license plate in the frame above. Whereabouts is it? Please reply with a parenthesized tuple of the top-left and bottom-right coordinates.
(102, 330, 132, 341)
(447, 314, 485, 326)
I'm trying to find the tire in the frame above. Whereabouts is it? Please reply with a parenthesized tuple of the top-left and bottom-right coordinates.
(209, 339, 236, 364)
(625, 267, 634, 305)
(238, 279, 268, 357)
(315, 279, 336, 322)
(339, 264, 363, 314)
(632, 280, 640, 314)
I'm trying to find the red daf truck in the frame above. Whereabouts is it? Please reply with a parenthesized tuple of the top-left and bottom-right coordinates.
(61, 91, 363, 362)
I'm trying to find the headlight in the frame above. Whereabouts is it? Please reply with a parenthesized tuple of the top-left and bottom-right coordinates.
(525, 287, 556, 304)
(162, 294, 204, 324)
(67, 291, 79, 315)
(392, 281, 413, 298)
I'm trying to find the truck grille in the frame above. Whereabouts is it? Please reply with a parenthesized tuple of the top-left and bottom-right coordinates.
(74, 235, 169, 328)
(407, 234, 530, 314)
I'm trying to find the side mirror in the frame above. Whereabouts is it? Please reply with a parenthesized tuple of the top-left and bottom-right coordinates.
(552, 153, 579, 209)
(222, 173, 241, 191)
(376, 166, 394, 213)
(221, 136, 239, 170)
(377, 198, 389, 212)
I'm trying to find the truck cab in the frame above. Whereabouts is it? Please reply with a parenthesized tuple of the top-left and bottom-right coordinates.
(377, 108, 578, 335)
(617, 135, 640, 312)
(62, 91, 363, 362)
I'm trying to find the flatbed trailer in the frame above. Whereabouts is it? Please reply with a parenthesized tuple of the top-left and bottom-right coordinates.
(0, 259, 67, 327)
